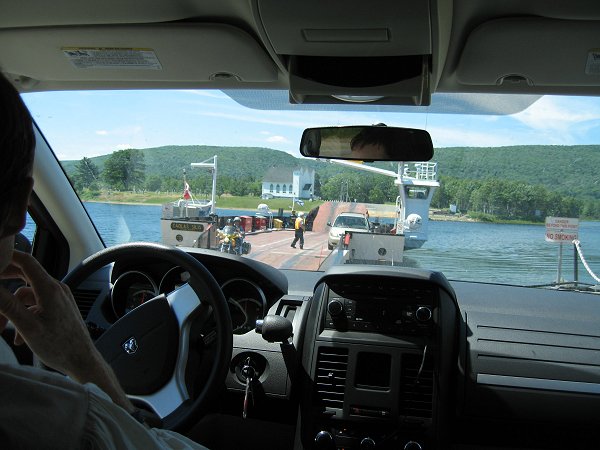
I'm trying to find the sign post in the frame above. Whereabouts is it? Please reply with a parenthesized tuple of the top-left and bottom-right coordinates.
(545, 217, 579, 284)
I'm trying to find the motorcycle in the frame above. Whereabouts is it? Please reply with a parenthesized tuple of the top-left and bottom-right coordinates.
(216, 225, 251, 255)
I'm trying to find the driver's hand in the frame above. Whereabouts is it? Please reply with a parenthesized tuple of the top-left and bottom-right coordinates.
(0, 250, 101, 379)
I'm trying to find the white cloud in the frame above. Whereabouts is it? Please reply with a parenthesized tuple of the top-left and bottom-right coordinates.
(93, 125, 143, 138)
(266, 135, 290, 143)
(512, 96, 600, 131)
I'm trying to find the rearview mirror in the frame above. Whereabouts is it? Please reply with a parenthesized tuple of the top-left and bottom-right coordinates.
(300, 125, 433, 162)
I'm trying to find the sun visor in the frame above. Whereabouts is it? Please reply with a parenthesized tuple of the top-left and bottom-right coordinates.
(0, 24, 278, 91)
(456, 18, 600, 90)
(257, 0, 433, 106)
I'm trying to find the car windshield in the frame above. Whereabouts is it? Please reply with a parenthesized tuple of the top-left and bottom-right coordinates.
(23, 90, 600, 290)
(333, 216, 368, 229)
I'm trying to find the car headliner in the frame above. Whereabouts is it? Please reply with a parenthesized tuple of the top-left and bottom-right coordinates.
(1, 0, 599, 104)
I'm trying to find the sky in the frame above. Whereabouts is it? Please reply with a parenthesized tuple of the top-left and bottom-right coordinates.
(22, 89, 600, 161)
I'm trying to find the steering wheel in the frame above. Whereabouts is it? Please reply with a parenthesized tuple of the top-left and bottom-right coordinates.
(63, 242, 232, 431)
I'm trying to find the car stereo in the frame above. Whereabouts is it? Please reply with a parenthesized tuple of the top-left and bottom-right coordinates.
(324, 287, 436, 335)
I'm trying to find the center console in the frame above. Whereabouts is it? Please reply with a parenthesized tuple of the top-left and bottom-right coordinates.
(297, 267, 458, 450)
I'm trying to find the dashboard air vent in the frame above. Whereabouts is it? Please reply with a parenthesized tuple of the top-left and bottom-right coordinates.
(73, 288, 100, 319)
(315, 347, 349, 409)
(400, 352, 434, 418)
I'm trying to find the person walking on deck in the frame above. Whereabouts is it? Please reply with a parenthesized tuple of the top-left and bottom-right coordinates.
(291, 212, 305, 249)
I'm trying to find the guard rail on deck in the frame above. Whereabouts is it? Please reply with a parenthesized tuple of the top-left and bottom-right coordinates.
(573, 239, 600, 283)
(403, 162, 438, 181)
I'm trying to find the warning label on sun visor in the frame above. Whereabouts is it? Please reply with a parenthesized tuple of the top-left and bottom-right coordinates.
(62, 48, 162, 70)
(585, 49, 600, 75)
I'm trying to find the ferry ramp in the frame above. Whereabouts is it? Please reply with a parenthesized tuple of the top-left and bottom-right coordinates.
(245, 229, 332, 271)
(310, 201, 369, 232)
(246, 201, 395, 271)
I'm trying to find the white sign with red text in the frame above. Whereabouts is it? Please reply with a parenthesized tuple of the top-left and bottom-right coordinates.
(545, 217, 579, 243)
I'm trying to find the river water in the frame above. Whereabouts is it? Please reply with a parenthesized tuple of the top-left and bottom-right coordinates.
(24, 202, 600, 287)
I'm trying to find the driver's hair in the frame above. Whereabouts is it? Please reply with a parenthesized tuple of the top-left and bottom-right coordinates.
(0, 72, 35, 231)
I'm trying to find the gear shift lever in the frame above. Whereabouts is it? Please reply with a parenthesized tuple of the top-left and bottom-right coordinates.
(255, 315, 293, 343)
(256, 315, 298, 384)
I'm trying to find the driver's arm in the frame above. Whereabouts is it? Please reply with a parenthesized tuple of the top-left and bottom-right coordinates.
(0, 250, 134, 412)
(0, 361, 209, 449)
(0, 251, 211, 449)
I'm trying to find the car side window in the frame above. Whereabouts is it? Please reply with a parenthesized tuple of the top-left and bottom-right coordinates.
(0, 214, 34, 297)
(20, 212, 36, 250)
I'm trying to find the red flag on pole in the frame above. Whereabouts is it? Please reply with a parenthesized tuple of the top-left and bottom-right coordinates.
(183, 182, 191, 199)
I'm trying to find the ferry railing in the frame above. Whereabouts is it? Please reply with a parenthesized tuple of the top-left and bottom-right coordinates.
(530, 239, 599, 293)
(573, 239, 600, 283)
(402, 162, 438, 181)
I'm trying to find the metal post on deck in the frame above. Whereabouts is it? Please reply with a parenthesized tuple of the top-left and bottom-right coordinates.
(211, 156, 217, 215)
(573, 242, 579, 286)
(556, 242, 563, 284)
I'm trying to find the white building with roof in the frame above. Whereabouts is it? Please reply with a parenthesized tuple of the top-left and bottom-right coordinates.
(261, 166, 315, 199)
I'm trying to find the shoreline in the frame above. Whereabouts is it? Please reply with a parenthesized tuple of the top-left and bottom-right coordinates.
(83, 199, 549, 225)
(429, 213, 476, 222)
(83, 199, 259, 211)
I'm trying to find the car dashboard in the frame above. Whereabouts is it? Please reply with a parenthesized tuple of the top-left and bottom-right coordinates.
(295, 267, 458, 450)
(73, 249, 600, 450)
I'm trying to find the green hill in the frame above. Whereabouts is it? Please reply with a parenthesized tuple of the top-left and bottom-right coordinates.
(61, 145, 304, 179)
(433, 145, 600, 200)
(61, 144, 600, 200)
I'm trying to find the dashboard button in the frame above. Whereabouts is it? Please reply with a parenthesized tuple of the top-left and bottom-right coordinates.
(328, 299, 345, 317)
(415, 306, 432, 322)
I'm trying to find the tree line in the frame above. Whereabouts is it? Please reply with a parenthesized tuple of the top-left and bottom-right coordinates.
(71, 149, 266, 197)
(72, 150, 146, 192)
(434, 145, 600, 203)
(432, 176, 600, 220)
(71, 148, 600, 220)
(74, 153, 393, 205)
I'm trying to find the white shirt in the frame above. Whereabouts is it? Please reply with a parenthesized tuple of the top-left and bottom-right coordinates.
(0, 337, 209, 450)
